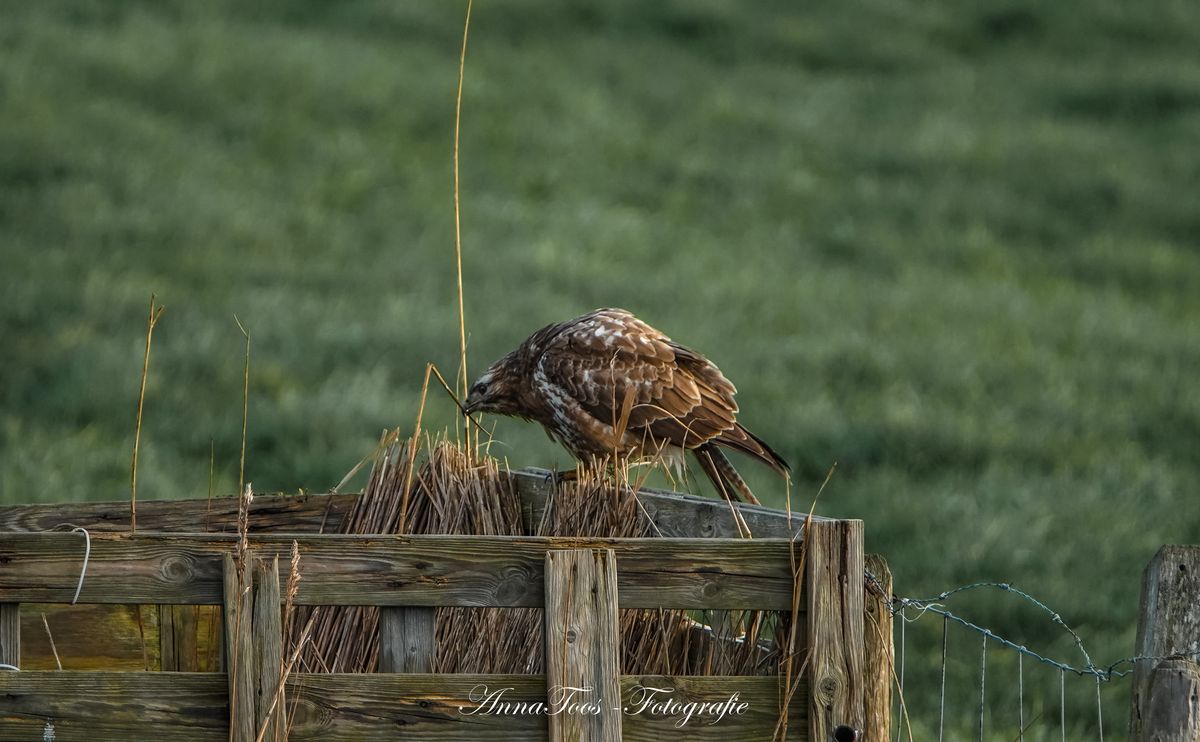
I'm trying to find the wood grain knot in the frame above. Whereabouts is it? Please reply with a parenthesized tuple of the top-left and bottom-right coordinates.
(496, 565, 536, 604)
(160, 554, 195, 583)
(819, 675, 839, 699)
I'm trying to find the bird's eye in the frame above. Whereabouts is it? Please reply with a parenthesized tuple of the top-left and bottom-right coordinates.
(471, 381, 486, 396)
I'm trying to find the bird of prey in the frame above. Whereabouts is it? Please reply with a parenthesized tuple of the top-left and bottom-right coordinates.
(462, 308, 788, 504)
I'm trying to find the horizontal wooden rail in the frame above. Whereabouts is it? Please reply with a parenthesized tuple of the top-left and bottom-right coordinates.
(0, 491, 354, 535)
(516, 468, 825, 537)
(0, 672, 805, 742)
(0, 533, 800, 610)
(0, 469, 821, 538)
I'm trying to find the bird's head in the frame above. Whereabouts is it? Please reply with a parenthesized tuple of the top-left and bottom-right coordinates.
(463, 354, 524, 417)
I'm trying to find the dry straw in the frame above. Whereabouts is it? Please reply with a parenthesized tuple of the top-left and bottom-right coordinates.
(130, 293, 165, 533)
(287, 433, 787, 678)
(128, 294, 165, 669)
(234, 315, 251, 497)
(452, 0, 474, 448)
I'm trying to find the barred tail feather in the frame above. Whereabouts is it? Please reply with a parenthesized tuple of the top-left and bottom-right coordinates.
(695, 443, 760, 505)
(715, 423, 790, 477)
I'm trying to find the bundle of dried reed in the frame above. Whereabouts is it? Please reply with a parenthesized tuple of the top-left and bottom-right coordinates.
(288, 433, 784, 677)
(287, 432, 418, 672)
(528, 463, 783, 677)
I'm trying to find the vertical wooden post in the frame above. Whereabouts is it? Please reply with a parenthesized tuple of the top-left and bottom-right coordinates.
(379, 607, 435, 673)
(159, 604, 177, 671)
(0, 603, 18, 669)
(223, 552, 256, 742)
(807, 519, 865, 742)
(254, 555, 285, 742)
(159, 605, 200, 671)
(544, 548, 622, 742)
(1130, 545, 1200, 742)
(864, 554, 893, 742)
(1140, 660, 1200, 742)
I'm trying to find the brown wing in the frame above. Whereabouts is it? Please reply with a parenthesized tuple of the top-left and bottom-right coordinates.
(535, 308, 742, 452)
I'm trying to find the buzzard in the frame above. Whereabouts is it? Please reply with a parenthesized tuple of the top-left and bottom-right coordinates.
(462, 308, 788, 504)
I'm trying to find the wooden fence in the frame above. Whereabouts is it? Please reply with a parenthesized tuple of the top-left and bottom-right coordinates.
(0, 469, 890, 742)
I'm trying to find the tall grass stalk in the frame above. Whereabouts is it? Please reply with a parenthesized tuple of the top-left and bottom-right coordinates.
(452, 0, 474, 450)
(773, 463, 834, 742)
(130, 294, 165, 532)
(234, 315, 250, 497)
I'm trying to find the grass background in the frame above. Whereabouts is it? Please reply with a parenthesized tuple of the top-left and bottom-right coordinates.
(1, 0, 1198, 737)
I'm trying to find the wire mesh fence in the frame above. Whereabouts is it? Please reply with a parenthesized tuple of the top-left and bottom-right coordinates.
(867, 570, 1200, 741)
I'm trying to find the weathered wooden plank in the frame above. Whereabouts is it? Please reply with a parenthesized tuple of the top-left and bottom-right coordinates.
(0, 534, 799, 610)
(0, 602, 17, 668)
(292, 675, 807, 741)
(620, 675, 806, 742)
(286, 672, 546, 739)
(378, 607, 435, 673)
(0, 469, 821, 539)
(545, 549, 622, 742)
(22, 604, 161, 671)
(0, 492, 356, 534)
(158, 603, 178, 671)
(863, 553, 893, 742)
(0, 672, 229, 741)
(1131, 545, 1200, 741)
(1139, 658, 1200, 742)
(254, 555, 285, 742)
(806, 519, 864, 742)
(159, 603, 201, 671)
(0, 672, 805, 741)
(223, 553, 255, 742)
(516, 468, 825, 538)
(22, 603, 225, 671)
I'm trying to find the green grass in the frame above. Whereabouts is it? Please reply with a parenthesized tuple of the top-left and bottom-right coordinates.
(2, 1, 1199, 737)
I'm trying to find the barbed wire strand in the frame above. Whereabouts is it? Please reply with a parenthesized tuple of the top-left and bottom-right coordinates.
(864, 569, 1200, 681)
(864, 568, 1200, 739)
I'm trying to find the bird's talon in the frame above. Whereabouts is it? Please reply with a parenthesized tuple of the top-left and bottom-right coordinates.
(542, 469, 579, 488)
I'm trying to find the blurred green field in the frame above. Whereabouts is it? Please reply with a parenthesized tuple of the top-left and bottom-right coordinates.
(2, 0, 1198, 737)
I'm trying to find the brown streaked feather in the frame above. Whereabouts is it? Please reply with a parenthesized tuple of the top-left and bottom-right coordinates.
(671, 344, 736, 397)
(539, 310, 776, 452)
(715, 423, 790, 476)
(695, 443, 760, 505)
